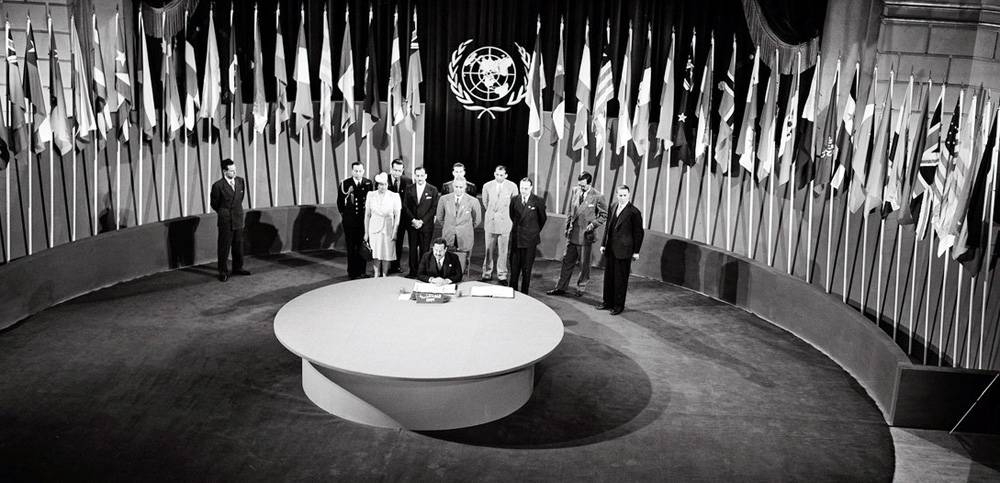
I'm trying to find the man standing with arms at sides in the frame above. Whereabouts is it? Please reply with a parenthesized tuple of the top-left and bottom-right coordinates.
(337, 162, 374, 279)
(211, 159, 250, 282)
(436, 179, 482, 274)
(403, 166, 439, 278)
(387, 159, 413, 274)
(480, 165, 518, 284)
(547, 172, 607, 297)
(598, 185, 644, 315)
(441, 162, 477, 196)
(509, 178, 547, 294)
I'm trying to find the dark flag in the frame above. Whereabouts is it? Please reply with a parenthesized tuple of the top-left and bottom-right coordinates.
(673, 29, 696, 166)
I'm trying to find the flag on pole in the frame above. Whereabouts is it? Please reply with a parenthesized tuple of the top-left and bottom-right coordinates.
(137, 11, 156, 142)
(694, 34, 714, 163)
(592, 21, 613, 157)
(23, 15, 52, 153)
(200, 7, 221, 123)
(736, 46, 760, 173)
(953, 107, 997, 270)
(814, 61, 840, 194)
(615, 22, 633, 153)
(161, 38, 182, 141)
(918, 84, 944, 198)
(403, 8, 423, 134)
(948, 92, 989, 258)
(655, 29, 675, 154)
(251, 4, 267, 136)
(632, 24, 652, 157)
(318, 6, 334, 136)
(71, 16, 96, 149)
(755, 51, 778, 181)
(526, 16, 546, 141)
(864, 78, 894, 214)
(226, 5, 247, 134)
(885, 74, 913, 210)
(847, 65, 877, 212)
(898, 84, 931, 225)
(572, 19, 591, 152)
(273, 4, 290, 132)
(6, 19, 29, 155)
(112, 9, 132, 143)
(794, 58, 818, 189)
(48, 14, 72, 155)
(714, 36, 736, 174)
(831, 64, 858, 191)
(386, 7, 404, 132)
(91, 12, 112, 143)
(291, 8, 312, 133)
(362, 7, 383, 140)
(673, 29, 696, 165)
(183, 18, 199, 135)
(337, 5, 355, 132)
(0, 100, 8, 167)
(777, 54, 801, 185)
(552, 18, 566, 144)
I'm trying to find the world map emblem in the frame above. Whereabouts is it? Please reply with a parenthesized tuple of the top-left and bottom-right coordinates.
(448, 40, 531, 119)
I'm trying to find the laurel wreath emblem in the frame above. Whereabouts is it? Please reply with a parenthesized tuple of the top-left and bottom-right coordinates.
(448, 39, 530, 119)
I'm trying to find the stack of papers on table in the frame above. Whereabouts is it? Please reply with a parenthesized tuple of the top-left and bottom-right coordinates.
(413, 282, 457, 295)
(469, 285, 515, 298)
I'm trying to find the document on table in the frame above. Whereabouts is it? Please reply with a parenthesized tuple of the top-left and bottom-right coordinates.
(413, 282, 457, 295)
(469, 285, 515, 298)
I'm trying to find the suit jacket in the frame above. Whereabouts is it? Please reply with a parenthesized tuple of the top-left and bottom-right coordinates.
(602, 203, 644, 260)
(387, 175, 413, 222)
(481, 179, 519, 234)
(337, 177, 374, 229)
(417, 251, 464, 283)
(509, 193, 547, 248)
(210, 176, 246, 230)
(436, 192, 482, 251)
(442, 179, 477, 197)
(403, 182, 439, 231)
(565, 186, 607, 245)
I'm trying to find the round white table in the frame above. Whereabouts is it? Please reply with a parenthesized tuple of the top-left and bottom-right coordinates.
(273, 277, 564, 430)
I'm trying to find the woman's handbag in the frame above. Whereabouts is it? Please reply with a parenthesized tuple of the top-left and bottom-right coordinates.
(359, 240, 373, 261)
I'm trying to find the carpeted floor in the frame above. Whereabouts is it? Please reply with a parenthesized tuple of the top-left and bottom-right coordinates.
(0, 251, 894, 481)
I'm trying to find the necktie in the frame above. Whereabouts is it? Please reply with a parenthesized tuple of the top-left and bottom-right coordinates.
(228, 179, 235, 190)
(455, 196, 461, 212)
(578, 191, 584, 206)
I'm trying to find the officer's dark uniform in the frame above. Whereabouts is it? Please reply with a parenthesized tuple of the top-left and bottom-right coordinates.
(337, 176, 374, 279)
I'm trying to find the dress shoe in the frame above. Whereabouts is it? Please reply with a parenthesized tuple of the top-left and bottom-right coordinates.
(595, 303, 611, 310)
(481, 277, 493, 283)
(546, 289, 566, 296)
(404, 273, 417, 279)
(498, 279, 508, 286)
(233, 269, 251, 276)
(571, 289, 583, 297)
(609, 307, 624, 315)
(218, 273, 229, 282)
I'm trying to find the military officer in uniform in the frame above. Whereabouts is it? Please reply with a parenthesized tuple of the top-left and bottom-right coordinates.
(337, 161, 374, 279)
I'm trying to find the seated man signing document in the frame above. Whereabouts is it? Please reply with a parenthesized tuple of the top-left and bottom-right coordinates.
(417, 238, 464, 286)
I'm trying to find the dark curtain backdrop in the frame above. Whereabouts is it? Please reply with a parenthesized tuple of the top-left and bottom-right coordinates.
(136, 0, 823, 188)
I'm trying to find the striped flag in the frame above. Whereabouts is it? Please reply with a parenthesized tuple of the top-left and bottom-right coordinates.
(631, 25, 652, 157)
(161, 38, 182, 141)
(386, 7, 404, 132)
(199, 7, 221, 124)
(755, 50, 777, 181)
(291, 8, 312, 133)
(694, 34, 714, 163)
(23, 15, 51, 153)
(112, 10, 132, 143)
(337, 5, 356, 131)
(183, 20, 199, 134)
(91, 13, 112, 142)
(714, 36, 736, 174)
(898, 84, 931, 225)
(736, 46, 759, 173)
(673, 29, 695, 165)
(615, 23, 633, 153)
(571, 19, 591, 152)
(71, 18, 97, 148)
(777, 54, 801, 185)
(654, 29, 675, 154)
(526, 17, 545, 140)
(6, 19, 29, 156)
(137, 10, 156, 142)
(592, 22, 613, 156)
(847, 65, 877, 212)
(885, 74, 913, 210)
(552, 18, 566, 144)
(831, 64, 858, 191)
(48, 14, 72, 155)
(403, 8, 423, 134)
(932, 93, 962, 244)
(318, 6, 335, 136)
(273, 4, 290, 131)
(918, 84, 944, 197)
(251, 4, 267, 136)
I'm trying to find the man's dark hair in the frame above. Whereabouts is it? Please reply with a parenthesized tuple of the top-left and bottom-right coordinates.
(495, 164, 507, 173)
(221, 159, 235, 171)
(391, 158, 404, 168)
(432, 237, 447, 247)
(519, 177, 532, 185)
(351, 161, 364, 168)
(616, 184, 630, 192)
(578, 172, 593, 184)
(452, 162, 465, 169)
(414, 166, 426, 173)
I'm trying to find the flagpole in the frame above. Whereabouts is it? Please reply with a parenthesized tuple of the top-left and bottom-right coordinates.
(320, 130, 327, 204)
(924, 230, 933, 364)
(908, 228, 919, 354)
(685, 165, 691, 238)
(862, 210, 869, 312)
(275, 122, 281, 206)
(982, 132, 998, 368)
(5, 42, 11, 255)
(768, 176, 774, 265)
(228, 5, 235, 167)
(665, 149, 671, 234)
(749, 169, 754, 257)
(939, 251, 949, 366)
(807, 180, 814, 282)
(48, 20, 55, 245)
(182, 8, 190, 217)
(726, 170, 732, 251)
(876, 217, 885, 323)
(27, 101, 33, 253)
(642, 150, 647, 226)
(115, 137, 121, 227)
(954, 265, 963, 366)
(533, 139, 539, 194)
(343, 120, 349, 187)
(706, 145, 712, 243)
(557, 138, 562, 213)
(966, 270, 974, 368)
(160, 15, 167, 221)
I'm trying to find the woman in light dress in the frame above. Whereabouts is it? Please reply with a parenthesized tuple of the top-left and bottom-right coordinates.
(364, 172, 402, 277)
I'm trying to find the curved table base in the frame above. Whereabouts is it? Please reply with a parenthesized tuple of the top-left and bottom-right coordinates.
(302, 360, 534, 430)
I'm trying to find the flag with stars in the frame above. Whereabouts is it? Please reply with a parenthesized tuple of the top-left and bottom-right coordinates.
(777, 54, 801, 185)
(654, 29, 675, 155)
(48, 14, 73, 155)
(112, 10, 132, 143)
(6, 19, 29, 156)
(673, 29, 696, 166)
(23, 15, 52, 153)
(592, 21, 613, 157)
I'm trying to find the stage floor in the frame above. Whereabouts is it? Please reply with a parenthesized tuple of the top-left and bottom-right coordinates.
(0, 252, 902, 480)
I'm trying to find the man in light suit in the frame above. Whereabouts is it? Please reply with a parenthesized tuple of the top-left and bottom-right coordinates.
(387, 159, 413, 274)
(417, 238, 464, 285)
(480, 165, 518, 284)
(402, 166, 439, 278)
(599, 185, 644, 315)
(441, 162, 477, 196)
(547, 172, 607, 297)
(436, 178, 482, 274)
(509, 178, 547, 294)
(210, 159, 249, 282)
(337, 162, 374, 279)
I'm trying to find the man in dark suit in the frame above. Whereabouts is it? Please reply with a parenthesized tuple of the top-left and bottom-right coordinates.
(417, 238, 464, 285)
(337, 161, 374, 279)
(598, 185, 644, 315)
(387, 158, 413, 274)
(509, 178, 546, 294)
(403, 166, 439, 278)
(440, 162, 477, 196)
(210, 159, 249, 282)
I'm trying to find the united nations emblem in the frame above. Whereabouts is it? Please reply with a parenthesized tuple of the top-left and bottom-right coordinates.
(448, 40, 531, 119)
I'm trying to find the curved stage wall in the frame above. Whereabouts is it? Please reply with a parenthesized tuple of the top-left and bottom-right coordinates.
(0, 205, 996, 433)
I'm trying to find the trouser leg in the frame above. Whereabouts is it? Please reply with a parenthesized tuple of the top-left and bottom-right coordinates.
(497, 232, 510, 281)
(407, 228, 421, 274)
(218, 228, 232, 275)
(231, 228, 244, 271)
(482, 232, 497, 279)
(602, 255, 615, 306)
(614, 259, 632, 308)
(509, 247, 523, 291)
(554, 242, 580, 290)
(518, 248, 536, 294)
(345, 229, 363, 277)
(578, 242, 593, 289)
(391, 225, 405, 271)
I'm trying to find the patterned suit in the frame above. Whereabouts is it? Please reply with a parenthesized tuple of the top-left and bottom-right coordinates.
(554, 186, 607, 292)
(480, 179, 518, 281)
(337, 176, 374, 278)
(210, 176, 246, 276)
(436, 192, 482, 272)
